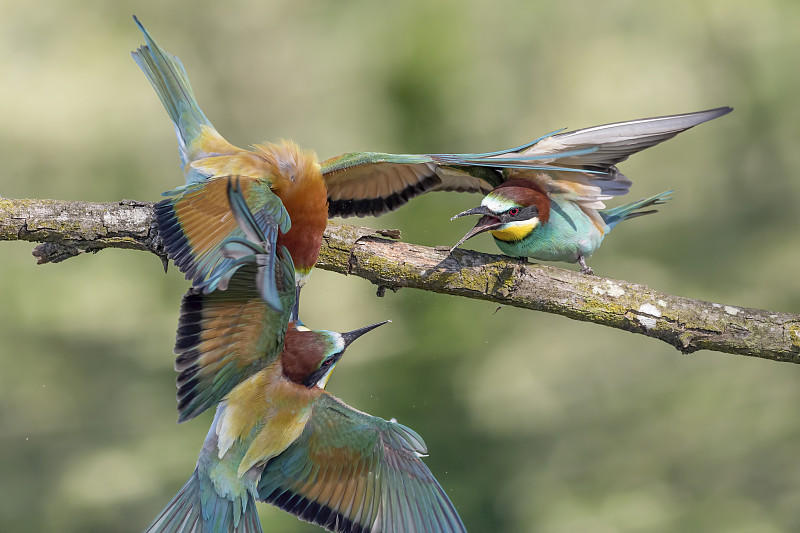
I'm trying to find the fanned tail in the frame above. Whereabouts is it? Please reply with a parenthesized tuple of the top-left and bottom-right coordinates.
(145, 472, 202, 533)
(600, 190, 674, 230)
(146, 470, 263, 533)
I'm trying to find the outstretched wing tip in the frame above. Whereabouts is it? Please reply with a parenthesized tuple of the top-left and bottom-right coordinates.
(257, 394, 466, 532)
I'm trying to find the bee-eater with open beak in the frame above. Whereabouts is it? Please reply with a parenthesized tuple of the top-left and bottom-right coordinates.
(444, 109, 731, 273)
(147, 186, 465, 532)
(133, 17, 631, 317)
(451, 184, 673, 274)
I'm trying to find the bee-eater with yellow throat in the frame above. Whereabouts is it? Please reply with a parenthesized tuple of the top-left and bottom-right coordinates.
(132, 16, 620, 315)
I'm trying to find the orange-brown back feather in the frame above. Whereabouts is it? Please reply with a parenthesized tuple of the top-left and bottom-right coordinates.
(255, 142, 328, 278)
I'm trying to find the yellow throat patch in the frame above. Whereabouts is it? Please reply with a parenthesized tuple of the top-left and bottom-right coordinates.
(489, 219, 540, 242)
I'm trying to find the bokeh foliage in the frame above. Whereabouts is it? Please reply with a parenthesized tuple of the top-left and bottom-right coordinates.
(1, 1, 799, 532)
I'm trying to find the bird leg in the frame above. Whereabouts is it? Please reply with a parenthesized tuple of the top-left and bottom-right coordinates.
(578, 255, 594, 276)
(291, 285, 302, 325)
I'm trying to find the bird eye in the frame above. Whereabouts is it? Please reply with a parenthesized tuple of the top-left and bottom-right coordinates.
(321, 358, 333, 367)
(508, 207, 520, 216)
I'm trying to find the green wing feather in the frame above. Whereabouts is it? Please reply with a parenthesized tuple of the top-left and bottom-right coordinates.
(156, 176, 291, 311)
(321, 145, 596, 219)
(173, 256, 295, 422)
(321, 107, 731, 219)
(257, 393, 466, 533)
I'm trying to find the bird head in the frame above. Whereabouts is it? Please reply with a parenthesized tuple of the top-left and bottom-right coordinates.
(282, 320, 390, 389)
(450, 179, 549, 250)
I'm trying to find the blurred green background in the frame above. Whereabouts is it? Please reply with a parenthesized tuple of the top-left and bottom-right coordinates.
(2, 1, 799, 532)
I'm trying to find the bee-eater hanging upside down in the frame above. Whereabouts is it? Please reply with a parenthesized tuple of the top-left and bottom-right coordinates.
(147, 187, 465, 533)
(132, 16, 325, 320)
(133, 16, 730, 285)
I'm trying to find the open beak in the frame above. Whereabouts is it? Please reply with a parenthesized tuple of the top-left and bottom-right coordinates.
(450, 206, 503, 252)
(341, 320, 391, 349)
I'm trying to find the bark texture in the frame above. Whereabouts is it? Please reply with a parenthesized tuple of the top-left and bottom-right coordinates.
(2, 197, 799, 363)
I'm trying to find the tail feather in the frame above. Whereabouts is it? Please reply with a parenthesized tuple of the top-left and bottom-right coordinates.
(600, 190, 673, 230)
(146, 470, 264, 533)
(145, 472, 202, 533)
(131, 16, 215, 169)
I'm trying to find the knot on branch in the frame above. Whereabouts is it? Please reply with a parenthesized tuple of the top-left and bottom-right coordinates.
(32, 242, 81, 264)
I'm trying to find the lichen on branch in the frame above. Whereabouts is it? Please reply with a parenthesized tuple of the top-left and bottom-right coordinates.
(2, 197, 798, 363)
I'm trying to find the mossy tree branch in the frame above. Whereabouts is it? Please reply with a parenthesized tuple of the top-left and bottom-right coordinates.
(2, 197, 799, 363)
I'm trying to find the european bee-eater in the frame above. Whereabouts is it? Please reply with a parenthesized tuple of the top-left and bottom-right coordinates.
(132, 16, 615, 316)
(444, 109, 731, 273)
(451, 184, 673, 274)
(149, 319, 468, 533)
(132, 17, 326, 318)
(151, 183, 466, 532)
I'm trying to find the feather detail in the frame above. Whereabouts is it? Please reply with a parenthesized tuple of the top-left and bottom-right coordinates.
(321, 108, 730, 219)
(257, 393, 467, 533)
(132, 17, 238, 175)
(600, 190, 674, 231)
(214, 366, 315, 474)
(172, 256, 295, 422)
(143, 469, 263, 533)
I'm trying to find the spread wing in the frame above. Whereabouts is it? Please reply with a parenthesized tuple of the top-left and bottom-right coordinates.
(321, 146, 584, 219)
(322, 152, 480, 219)
(321, 107, 731, 217)
(484, 106, 733, 208)
(258, 393, 466, 533)
(156, 176, 291, 308)
(519, 106, 733, 168)
(173, 255, 295, 423)
(171, 179, 296, 422)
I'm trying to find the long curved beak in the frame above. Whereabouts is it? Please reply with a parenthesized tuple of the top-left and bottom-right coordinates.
(450, 205, 495, 221)
(450, 206, 503, 252)
(341, 320, 391, 349)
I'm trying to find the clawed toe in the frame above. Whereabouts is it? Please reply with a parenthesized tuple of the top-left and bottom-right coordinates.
(578, 255, 594, 276)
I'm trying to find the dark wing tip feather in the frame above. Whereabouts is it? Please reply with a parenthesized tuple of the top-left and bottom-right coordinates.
(174, 349, 200, 370)
(154, 199, 203, 281)
(176, 364, 199, 385)
(328, 173, 440, 218)
(263, 488, 367, 533)
(177, 377, 198, 397)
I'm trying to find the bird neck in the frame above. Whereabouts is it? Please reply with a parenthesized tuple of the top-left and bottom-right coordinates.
(215, 363, 319, 476)
(259, 141, 328, 273)
(280, 327, 329, 385)
(489, 218, 540, 242)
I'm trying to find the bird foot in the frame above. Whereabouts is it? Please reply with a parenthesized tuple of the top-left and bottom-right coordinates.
(578, 256, 594, 276)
